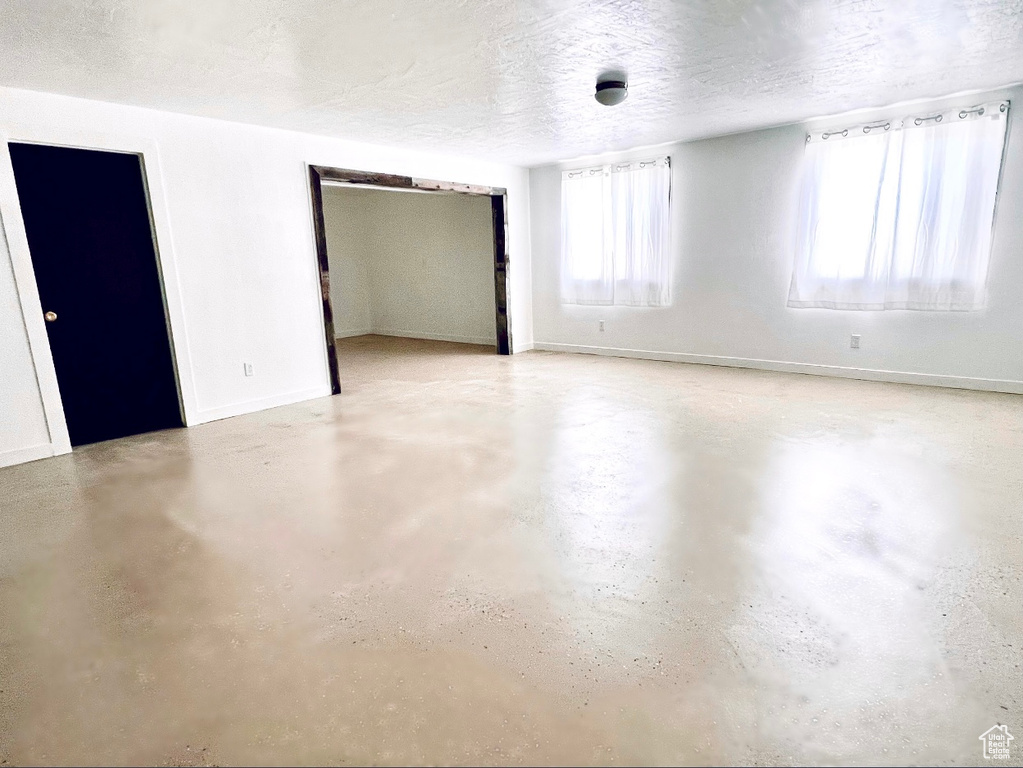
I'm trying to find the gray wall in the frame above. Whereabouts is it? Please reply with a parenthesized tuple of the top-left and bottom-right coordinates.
(323, 185, 497, 346)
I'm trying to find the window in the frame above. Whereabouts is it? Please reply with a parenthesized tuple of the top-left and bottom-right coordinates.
(788, 100, 1009, 311)
(561, 157, 671, 306)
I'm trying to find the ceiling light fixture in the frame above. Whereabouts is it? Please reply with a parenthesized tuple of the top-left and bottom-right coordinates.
(595, 75, 628, 106)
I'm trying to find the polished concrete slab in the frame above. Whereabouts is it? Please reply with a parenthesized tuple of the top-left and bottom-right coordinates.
(1, 334, 1020, 766)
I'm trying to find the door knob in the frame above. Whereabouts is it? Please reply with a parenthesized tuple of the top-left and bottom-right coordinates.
(44, 311, 57, 322)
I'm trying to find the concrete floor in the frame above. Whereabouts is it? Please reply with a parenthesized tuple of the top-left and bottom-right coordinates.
(1, 334, 1020, 766)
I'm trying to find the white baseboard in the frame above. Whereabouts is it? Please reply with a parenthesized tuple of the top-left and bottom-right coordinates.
(0, 442, 58, 469)
(513, 342, 535, 353)
(531, 342, 1023, 395)
(194, 385, 333, 424)
(345, 329, 498, 347)
(334, 327, 372, 339)
(0, 386, 333, 468)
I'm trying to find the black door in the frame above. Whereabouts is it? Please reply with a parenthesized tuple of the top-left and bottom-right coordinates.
(10, 143, 183, 446)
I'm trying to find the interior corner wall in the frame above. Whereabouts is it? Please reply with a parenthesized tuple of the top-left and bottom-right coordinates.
(0, 85, 533, 468)
(323, 186, 497, 346)
(529, 84, 1023, 393)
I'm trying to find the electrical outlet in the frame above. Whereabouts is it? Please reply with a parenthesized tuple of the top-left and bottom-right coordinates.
(850, 334, 861, 349)
(243, 362, 254, 377)
(599, 320, 605, 332)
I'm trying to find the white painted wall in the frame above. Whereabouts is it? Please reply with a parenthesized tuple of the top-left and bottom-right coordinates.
(323, 186, 497, 346)
(0, 85, 533, 468)
(529, 86, 1023, 393)
(0, 225, 51, 465)
(323, 187, 374, 338)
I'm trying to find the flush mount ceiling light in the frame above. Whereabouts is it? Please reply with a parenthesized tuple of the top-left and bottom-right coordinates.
(595, 74, 628, 106)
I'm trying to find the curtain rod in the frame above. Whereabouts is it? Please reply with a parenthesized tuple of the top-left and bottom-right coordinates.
(810, 100, 1009, 141)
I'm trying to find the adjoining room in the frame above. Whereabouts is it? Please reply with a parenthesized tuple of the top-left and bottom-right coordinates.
(319, 181, 501, 383)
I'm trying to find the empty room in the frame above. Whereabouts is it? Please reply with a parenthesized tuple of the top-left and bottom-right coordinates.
(0, 2, 1020, 766)
(317, 178, 506, 382)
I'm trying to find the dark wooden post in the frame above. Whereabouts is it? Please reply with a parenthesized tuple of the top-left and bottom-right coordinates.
(491, 194, 511, 355)
(308, 166, 341, 395)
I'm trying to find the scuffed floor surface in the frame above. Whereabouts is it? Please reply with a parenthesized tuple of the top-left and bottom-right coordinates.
(1, 335, 1021, 766)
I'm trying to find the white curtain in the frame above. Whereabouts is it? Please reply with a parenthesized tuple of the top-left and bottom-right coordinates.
(561, 157, 671, 306)
(561, 165, 612, 304)
(788, 100, 1009, 310)
(611, 159, 672, 306)
(888, 106, 1008, 309)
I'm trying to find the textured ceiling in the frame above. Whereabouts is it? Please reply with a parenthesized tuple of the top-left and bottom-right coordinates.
(0, 0, 1021, 166)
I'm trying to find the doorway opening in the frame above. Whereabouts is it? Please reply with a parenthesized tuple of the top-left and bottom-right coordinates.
(10, 143, 184, 446)
(307, 166, 511, 395)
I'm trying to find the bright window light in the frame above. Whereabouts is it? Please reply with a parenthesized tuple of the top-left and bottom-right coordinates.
(561, 158, 671, 307)
(789, 101, 1009, 311)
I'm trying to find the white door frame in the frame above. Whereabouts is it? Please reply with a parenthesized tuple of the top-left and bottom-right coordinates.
(0, 127, 199, 458)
